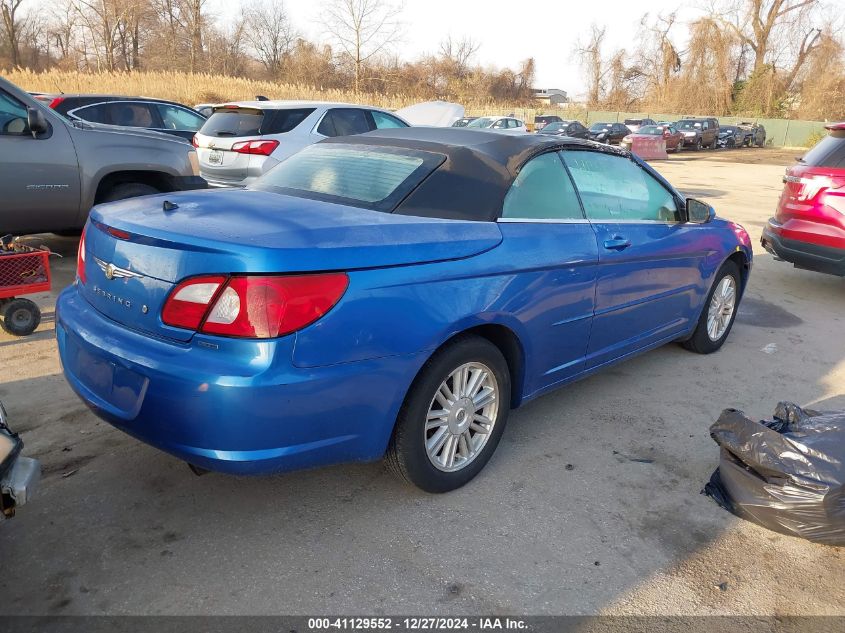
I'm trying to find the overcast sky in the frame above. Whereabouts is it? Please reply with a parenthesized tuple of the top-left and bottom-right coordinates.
(227, 0, 710, 99)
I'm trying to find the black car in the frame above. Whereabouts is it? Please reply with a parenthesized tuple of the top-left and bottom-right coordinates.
(536, 120, 590, 139)
(534, 115, 563, 131)
(452, 117, 479, 128)
(586, 122, 631, 145)
(31, 93, 207, 141)
(717, 125, 745, 148)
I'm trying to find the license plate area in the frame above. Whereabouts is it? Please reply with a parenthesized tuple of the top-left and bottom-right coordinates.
(208, 149, 224, 165)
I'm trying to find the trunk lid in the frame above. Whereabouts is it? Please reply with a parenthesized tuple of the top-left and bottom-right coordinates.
(82, 189, 502, 340)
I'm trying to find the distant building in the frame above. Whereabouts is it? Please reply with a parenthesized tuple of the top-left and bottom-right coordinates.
(533, 88, 569, 106)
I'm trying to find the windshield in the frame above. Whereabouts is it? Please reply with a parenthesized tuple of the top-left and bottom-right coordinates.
(466, 117, 494, 129)
(624, 119, 643, 126)
(637, 125, 662, 135)
(720, 126, 737, 133)
(543, 122, 565, 132)
(677, 120, 702, 130)
(252, 144, 445, 211)
(590, 123, 612, 132)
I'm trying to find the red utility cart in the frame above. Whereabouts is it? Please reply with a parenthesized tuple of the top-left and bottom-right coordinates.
(0, 246, 51, 336)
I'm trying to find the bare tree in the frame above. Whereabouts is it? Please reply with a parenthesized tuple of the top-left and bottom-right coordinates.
(323, 0, 403, 92)
(439, 35, 479, 73)
(177, 0, 206, 72)
(717, 0, 824, 96)
(244, 0, 297, 77)
(575, 24, 608, 106)
(1, 0, 28, 66)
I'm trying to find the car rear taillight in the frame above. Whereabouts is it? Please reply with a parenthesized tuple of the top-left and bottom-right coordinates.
(162, 275, 227, 330)
(161, 273, 348, 338)
(48, 97, 65, 109)
(231, 140, 279, 156)
(191, 135, 199, 148)
(76, 227, 87, 284)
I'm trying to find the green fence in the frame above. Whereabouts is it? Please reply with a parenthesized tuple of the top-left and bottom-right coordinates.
(465, 107, 829, 147)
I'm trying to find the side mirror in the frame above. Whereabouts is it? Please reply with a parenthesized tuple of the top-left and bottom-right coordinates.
(26, 107, 49, 137)
(686, 198, 715, 224)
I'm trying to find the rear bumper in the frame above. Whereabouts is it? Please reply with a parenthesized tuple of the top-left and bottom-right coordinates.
(1, 456, 40, 518)
(762, 220, 845, 276)
(55, 285, 424, 475)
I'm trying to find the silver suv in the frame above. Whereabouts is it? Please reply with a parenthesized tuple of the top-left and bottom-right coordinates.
(193, 101, 409, 188)
(1, 76, 206, 235)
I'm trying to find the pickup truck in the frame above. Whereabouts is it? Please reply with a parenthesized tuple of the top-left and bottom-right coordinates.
(0, 76, 206, 235)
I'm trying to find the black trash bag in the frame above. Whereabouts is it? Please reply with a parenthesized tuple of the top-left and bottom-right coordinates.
(703, 402, 845, 546)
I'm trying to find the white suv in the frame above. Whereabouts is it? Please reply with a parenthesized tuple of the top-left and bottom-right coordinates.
(193, 101, 409, 188)
(464, 116, 527, 134)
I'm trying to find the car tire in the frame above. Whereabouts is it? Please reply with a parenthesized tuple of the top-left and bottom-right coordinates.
(682, 260, 741, 354)
(676, 139, 683, 152)
(386, 335, 511, 493)
(101, 183, 160, 203)
(695, 138, 702, 150)
(1, 298, 41, 336)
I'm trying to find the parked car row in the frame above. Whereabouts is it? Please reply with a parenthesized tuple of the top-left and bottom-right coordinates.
(531, 114, 767, 152)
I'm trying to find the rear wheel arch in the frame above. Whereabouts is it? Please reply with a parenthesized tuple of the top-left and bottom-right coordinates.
(93, 170, 174, 204)
(415, 323, 526, 410)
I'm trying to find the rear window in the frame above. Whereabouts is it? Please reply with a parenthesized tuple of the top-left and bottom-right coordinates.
(624, 119, 643, 125)
(200, 107, 313, 137)
(251, 143, 445, 211)
(801, 131, 845, 168)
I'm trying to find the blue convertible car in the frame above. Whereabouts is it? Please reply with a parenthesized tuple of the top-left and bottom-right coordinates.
(57, 128, 752, 492)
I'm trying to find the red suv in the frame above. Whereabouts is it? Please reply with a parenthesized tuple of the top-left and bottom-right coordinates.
(762, 123, 845, 276)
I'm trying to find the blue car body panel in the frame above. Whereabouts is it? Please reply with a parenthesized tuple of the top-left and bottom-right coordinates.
(56, 137, 753, 476)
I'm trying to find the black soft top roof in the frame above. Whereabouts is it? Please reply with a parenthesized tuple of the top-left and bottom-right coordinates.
(321, 127, 624, 221)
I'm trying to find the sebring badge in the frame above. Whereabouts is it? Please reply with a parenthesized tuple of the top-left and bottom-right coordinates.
(93, 257, 141, 281)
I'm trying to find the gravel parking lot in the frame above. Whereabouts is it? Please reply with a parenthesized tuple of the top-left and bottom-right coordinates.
(1, 148, 843, 616)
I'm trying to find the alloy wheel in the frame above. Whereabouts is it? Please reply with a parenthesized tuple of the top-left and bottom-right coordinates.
(424, 362, 499, 472)
(707, 276, 737, 341)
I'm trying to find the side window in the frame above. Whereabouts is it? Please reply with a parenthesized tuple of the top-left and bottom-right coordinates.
(501, 152, 584, 221)
(322, 108, 370, 137)
(316, 111, 336, 136)
(492, 119, 506, 129)
(100, 102, 155, 127)
(156, 104, 206, 131)
(0, 91, 30, 135)
(371, 110, 407, 129)
(561, 151, 679, 223)
(70, 103, 108, 124)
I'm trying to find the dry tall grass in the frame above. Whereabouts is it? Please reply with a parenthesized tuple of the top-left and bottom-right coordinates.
(5, 69, 540, 115)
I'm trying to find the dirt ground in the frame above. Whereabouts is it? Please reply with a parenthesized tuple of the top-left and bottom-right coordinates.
(1, 147, 843, 616)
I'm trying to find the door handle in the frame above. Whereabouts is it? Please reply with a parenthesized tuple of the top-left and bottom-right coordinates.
(603, 236, 631, 251)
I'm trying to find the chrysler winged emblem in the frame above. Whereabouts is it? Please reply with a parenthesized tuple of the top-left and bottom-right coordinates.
(94, 257, 141, 281)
